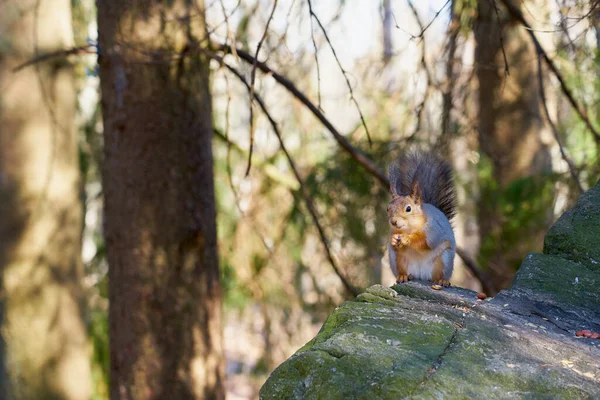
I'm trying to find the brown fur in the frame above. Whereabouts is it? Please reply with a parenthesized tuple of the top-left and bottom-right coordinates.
(431, 255, 444, 282)
(388, 198, 429, 253)
(389, 193, 430, 284)
(395, 252, 410, 282)
(406, 230, 430, 251)
(388, 152, 456, 287)
(388, 151, 457, 220)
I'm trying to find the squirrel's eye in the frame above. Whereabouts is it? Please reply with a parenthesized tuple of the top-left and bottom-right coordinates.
(405, 205, 412, 213)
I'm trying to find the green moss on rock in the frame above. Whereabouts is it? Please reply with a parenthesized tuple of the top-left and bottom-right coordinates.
(261, 281, 600, 399)
(509, 253, 599, 313)
(261, 288, 461, 399)
(261, 182, 600, 399)
(544, 181, 600, 271)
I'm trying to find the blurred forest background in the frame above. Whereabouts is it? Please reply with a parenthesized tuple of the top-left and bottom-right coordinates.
(0, 0, 599, 399)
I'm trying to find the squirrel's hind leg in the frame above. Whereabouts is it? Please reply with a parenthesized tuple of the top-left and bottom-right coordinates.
(392, 246, 411, 283)
(441, 247, 455, 283)
(431, 244, 453, 287)
(431, 256, 449, 287)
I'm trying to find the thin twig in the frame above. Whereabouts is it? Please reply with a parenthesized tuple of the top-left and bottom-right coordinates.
(409, 90, 430, 139)
(307, 0, 323, 110)
(223, 73, 237, 203)
(500, 0, 600, 144)
(390, 9, 418, 38)
(406, 1, 434, 138)
(456, 247, 497, 296)
(553, 0, 576, 55)
(12, 44, 95, 72)
(407, 0, 451, 40)
(13, 40, 390, 188)
(215, 42, 389, 187)
(246, 0, 278, 177)
(213, 71, 291, 259)
(307, 0, 372, 145)
(213, 128, 298, 189)
(218, 57, 360, 297)
(218, 0, 243, 48)
(489, 0, 510, 77)
(536, 54, 584, 193)
(441, 0, 459, 146)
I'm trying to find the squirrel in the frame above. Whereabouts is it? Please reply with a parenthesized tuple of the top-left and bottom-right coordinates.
(387, 151, 457, 287)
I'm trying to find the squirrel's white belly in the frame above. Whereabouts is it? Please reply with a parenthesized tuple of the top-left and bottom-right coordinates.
(405, 249, 437, 281)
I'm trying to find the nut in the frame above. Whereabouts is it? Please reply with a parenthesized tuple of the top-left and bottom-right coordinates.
(477, 292, 487, 300)
(431, 284, 442, 290)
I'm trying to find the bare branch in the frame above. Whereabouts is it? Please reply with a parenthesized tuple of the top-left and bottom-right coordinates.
(389, 9, 418, 39)
(217, 0, 242, 47)
(223, 73, 238, 206)
(407, 0, 451, 40)
(592, 0, 600, 52)
(12, 44, 95, 72)
(13, 39, 390, 189)
(456, 247, 497, 296)
(441, 0, 459, 145)
(406, 1, 434, 138)
(215, 55, 360, 297)
(407, 1, 431, 81)
(307, 0, 372, 145)
(553, 0, 577, 54)
(307, 0, 323, 110)
(214, 42, 390, 187)
(246, 0, 278, 177)
(536, 54, 584, 194)
(489, 0, 510, 77)
(500, 0, 600, 144)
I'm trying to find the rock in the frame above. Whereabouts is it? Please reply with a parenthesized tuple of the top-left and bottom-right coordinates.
(260, 182, 600, 399)
(544, 182, 600, 271)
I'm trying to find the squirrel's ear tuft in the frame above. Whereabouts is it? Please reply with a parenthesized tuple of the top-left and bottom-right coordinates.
(389, 163, 401, 197)
(411, 182, 422, 204)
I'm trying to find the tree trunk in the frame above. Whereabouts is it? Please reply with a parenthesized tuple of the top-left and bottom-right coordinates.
(0, 1, 91, 399)
(474, 0, 552, 288)
(96, 1, 224, 399)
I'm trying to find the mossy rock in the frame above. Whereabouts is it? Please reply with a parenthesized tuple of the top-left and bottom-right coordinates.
(544, 181, 600, 271)
(260, 182, 600, 399)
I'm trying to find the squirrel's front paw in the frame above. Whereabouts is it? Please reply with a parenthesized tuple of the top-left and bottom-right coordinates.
(390, 234, 402, 248)
(391, 233, 408, 248)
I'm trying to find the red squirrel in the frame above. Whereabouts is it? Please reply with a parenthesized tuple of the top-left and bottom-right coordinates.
(387, 152, 457, 287)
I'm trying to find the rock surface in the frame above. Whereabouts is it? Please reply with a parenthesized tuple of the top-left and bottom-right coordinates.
(260, 182, 600, 399)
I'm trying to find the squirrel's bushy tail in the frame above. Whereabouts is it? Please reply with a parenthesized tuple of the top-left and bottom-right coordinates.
(389, 151, 457, 220)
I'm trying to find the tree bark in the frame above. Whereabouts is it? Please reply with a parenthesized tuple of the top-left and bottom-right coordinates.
(96, 1, 224, 399)
(0, 1, 91, 399)
(474, 0, 552, 288)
